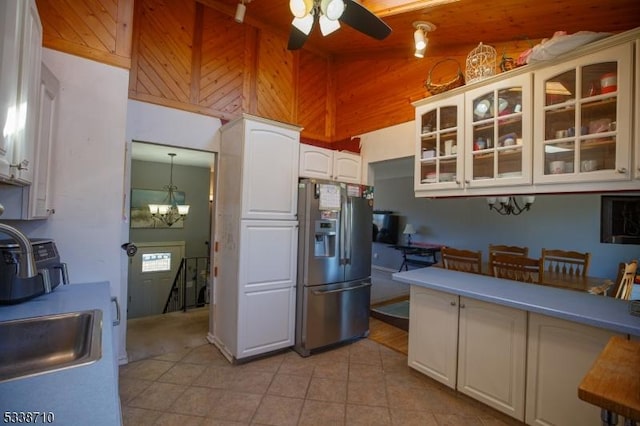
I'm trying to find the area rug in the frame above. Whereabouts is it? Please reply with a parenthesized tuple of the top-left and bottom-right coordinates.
(370, 300, 409, 331)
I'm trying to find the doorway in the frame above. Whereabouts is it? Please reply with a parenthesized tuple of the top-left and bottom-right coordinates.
(126, 141, 216, 360)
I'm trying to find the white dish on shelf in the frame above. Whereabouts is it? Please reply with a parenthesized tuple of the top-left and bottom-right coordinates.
(440, 173, 456, 182)
(498, 172, 522, 178)
(474, 100, 492, 119)
(498, 98, 509, 114)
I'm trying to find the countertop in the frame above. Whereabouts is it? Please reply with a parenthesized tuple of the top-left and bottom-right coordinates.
(578, 336, 640, 421)
(393, 267, 640, 336)
(0, 282, 122, 425)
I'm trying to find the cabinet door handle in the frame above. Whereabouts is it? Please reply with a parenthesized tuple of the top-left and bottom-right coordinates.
(464, 179, 470, 184)
(450, 301, 456, 306)
(617, 168, 627, 174)
(460, 303, 466, 309)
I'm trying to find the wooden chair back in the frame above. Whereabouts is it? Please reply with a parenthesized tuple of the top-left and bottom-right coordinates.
(614, 260, 638, 300)
(491, 254, 544, 284)
(488, 244, 529, 275)
(541, 249, 591, 278)
(441, 247, 483, 274)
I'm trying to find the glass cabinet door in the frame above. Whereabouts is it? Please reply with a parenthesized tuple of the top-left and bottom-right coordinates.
(464, 74, 532, 188)
(415, 95, 464, 191)
(533, 42, 633, 183)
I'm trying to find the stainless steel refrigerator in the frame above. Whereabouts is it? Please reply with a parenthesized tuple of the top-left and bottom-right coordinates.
(294, 178, 374, 356)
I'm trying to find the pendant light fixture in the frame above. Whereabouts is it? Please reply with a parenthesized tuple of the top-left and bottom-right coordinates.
(148, 153, 190, 227)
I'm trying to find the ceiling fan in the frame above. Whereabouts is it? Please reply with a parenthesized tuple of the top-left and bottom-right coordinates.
(287, 0, 392, 50)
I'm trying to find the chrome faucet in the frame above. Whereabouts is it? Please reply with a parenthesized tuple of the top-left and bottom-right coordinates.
(0, 206, 37, 279)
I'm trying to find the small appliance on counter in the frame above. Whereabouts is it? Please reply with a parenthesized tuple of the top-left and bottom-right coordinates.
(0, 238, 68, 304)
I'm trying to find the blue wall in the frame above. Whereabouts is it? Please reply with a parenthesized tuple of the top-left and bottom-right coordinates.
(371, 163, 639, 281)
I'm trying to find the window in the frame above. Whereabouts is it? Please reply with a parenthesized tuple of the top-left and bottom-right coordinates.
(141, 252, 171, 272)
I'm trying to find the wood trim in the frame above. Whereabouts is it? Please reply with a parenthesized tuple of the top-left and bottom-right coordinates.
(127, 0, 143, 92)
(43, 38, 131, 69)
(244, 27, 258, 116)
(191, 2, 204, 105)
(115, 0, 134, 60)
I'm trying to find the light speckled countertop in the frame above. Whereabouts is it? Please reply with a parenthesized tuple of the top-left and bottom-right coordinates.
(0, 282, 121, 425)
(393, 267, 640, 336)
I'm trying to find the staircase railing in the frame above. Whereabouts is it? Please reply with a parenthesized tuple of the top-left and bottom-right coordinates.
(163, 256, 210, 313)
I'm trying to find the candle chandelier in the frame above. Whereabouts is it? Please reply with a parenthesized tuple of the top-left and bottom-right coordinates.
(486, 196, 535, 216)
(148, 153, 190, 227)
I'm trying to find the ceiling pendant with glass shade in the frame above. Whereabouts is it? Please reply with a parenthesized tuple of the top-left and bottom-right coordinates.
(148, 153, 190, 227)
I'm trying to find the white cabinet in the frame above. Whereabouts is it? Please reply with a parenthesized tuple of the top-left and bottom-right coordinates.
(0, 0, 42, 183)
(457, 297, 527, 421)
(408, 286, 458, 387)
(464, 74, 533, 190)
(533, 42, 634, 185)
(414, 94, 465, 192)
(408, 286, 527, 420)
(633, 38, 640, 181)
(299, 144, 361, 183)
(11, 0, 42, 185)
(525, 313, 620, 426)
(213, 114, 301, 361)
(0, 63, 58, 220)
(237, 220, 297, 358)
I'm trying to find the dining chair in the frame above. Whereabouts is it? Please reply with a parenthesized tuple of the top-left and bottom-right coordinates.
(491, 253, 544, 284)
(588, 280, 613, 296)
(614, 260, 638, 300)
(441, 247, 483, 274)
(541, 248, 591, 278)
(488, 244, 529, 275)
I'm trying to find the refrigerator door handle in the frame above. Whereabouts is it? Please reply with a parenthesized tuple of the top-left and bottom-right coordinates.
(345, 197, 352, 264)
(311, 282, 371, 295)
(339, 197, 346, 265)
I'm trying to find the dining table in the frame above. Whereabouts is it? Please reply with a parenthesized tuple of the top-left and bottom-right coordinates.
(433, 262, 610, 293)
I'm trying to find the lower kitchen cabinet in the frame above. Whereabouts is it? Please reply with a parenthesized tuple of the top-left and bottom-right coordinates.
(458, 298, 527, 420)
(408, 286, 458, 388)
(525, 313, 620, 426)
(408, 286, 527, 420)
(213, 219, 298, 361)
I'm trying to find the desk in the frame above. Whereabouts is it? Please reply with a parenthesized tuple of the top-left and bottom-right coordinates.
(392, 244, 442, 271)
(578, 336, 640, 424)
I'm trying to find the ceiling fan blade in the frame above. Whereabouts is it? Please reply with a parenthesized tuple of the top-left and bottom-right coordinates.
(339, 0, 392, 40)
(287, 26, 310, 50)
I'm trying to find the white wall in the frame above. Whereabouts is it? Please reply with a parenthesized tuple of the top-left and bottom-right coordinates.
(359, 120, 414, 184)
(16, 48, 130, 360)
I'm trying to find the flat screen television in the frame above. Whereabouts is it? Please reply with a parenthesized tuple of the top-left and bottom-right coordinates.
(372, 211, 398, 244)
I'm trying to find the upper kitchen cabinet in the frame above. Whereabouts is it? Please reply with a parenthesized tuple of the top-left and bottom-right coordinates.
(219, 115, 301, 221)
(0, 0, 42, 183)
(634, 38, 640, 181)
(10, 0, 42, 185)
(299, 144, 361, 184)
(415, 94, 465, 193)
(533, 42, 634, 185)
(464, 74, 532, 190)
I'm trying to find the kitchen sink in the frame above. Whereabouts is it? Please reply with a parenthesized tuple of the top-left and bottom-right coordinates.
(0, 310, 103, 383)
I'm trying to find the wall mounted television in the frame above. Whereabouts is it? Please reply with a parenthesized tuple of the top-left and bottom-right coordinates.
(372, 211, 398, 244)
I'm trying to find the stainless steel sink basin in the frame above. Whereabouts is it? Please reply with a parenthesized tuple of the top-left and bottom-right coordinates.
(0, 310, 102, 383)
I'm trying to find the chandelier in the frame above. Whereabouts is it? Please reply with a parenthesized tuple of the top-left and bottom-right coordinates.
(486, 196, 535, 216)
(148, 153, 190, 227)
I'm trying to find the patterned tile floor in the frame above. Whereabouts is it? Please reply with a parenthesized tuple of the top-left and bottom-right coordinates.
(119, 339, 524, 426)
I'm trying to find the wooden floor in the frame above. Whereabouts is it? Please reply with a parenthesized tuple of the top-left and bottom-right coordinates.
(368, 315, 409, 355)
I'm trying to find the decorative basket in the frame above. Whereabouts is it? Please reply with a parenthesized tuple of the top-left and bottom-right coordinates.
(465, 42, 497, 84)
(424, 58, 465, 95)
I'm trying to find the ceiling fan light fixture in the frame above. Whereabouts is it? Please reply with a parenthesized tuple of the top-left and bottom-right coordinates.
(319, 14, 341, 35)
(292, 14, 315, 35)
(320, 0, 345, 20)
(290, 0, 313, 18)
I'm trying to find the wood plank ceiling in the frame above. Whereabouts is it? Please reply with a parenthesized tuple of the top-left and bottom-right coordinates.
(36, 0, 640, 146)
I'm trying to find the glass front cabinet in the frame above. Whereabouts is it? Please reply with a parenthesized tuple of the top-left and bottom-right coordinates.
(415, 95, 464, 191)
(533, 42, 634, 184)
(464, 74, 532, 189)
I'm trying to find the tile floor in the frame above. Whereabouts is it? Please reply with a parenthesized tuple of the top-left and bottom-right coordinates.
(119, 338, 524, 426)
